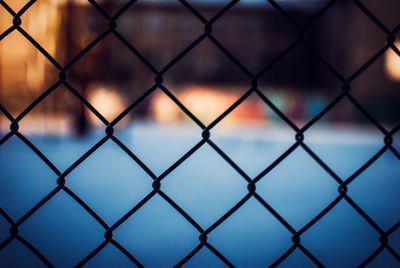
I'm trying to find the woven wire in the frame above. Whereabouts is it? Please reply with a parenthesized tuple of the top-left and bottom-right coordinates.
(0, 0, 399, 267)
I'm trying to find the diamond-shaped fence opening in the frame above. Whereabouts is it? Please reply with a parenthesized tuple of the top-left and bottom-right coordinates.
(0, 0, 399, 267)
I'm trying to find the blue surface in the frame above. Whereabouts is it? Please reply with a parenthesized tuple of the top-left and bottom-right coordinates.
(0, 123, 399, 267)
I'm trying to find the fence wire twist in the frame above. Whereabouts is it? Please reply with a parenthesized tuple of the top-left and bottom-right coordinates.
(0, 0, 399, 267)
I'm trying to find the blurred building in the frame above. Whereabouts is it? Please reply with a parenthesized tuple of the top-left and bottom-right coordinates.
(58, 0, 340, 89)
(0, 0, 60, 116)
(0, 0, 399, 129)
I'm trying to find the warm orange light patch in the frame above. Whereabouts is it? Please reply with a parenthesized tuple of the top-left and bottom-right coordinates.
(151, 91, 181, 123)
(87, 85, 126, 126)
(385, 41, 400, 81)
(151, 86, 266, 125)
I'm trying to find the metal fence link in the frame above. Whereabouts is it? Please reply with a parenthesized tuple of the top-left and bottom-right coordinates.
(0, 0, 399, 267)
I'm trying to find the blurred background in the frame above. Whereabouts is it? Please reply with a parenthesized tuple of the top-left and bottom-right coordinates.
(0, 0, 399, 135)
(1, 0, 400, 267)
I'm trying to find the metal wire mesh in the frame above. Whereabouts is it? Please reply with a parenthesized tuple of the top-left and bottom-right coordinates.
(0, 0, 399, 267)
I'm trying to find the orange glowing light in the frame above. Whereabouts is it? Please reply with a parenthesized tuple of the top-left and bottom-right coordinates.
(151, 91, 181, 123)
(87, 86, 126, 126)
(385, 41, 400, 81)
(151, 86, 266, 125)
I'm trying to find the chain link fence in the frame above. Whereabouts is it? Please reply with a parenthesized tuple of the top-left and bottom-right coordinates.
(0, 0, 399, 267)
